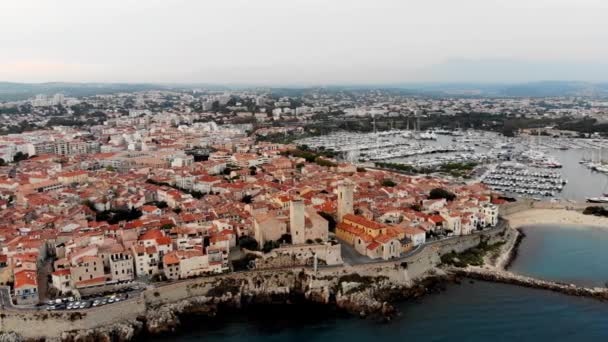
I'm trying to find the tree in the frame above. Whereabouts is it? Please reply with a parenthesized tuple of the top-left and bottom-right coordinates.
(0, 158, 6, 166)
(410, 204, 422, 212)
(238, 236, 259, 251)
(241, 195, 253, 204)
(381, 179, 397, 187)
(173, 207, 182, 214)
(161, 223, 175, 231)
(105, 165, 116, 172)
(262, 240, 280, 253)
(429, 188, 456, 201)
(13, 152, 28, 163)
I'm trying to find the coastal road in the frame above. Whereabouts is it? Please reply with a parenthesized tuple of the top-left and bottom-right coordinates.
(339, 238, 425, 266)
(339, 239, 377, 265)
(37, 259, 53, 302)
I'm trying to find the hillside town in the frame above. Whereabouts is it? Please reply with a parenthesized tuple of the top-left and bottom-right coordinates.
(0, 102, 503, 308)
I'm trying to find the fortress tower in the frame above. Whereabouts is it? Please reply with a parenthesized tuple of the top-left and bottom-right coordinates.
(337, 181, 354, 222)
(290, 199, 306, 244)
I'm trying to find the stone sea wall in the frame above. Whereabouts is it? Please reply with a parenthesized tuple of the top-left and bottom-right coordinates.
(0, 224, 509, 341)
(0, 295, 146, 341)
(453, 268, 608, 302)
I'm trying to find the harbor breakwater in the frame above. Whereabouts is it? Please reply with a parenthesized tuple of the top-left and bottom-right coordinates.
(0, 225, 509, 341)
(452, 268, 608, 302)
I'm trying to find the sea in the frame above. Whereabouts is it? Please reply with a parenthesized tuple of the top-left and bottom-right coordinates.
(157, 224, 608, 342)
(509, 224, 608, 287)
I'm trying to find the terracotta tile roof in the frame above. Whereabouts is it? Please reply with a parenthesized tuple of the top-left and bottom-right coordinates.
(52, 269, 71, 277)
(139, 229, 164, 241)
(428, 215, 444, 224)
(14, 270, 37, 288)
(75, 276, 107, 287)
(336, 222, 373, 242)
(403, 226, 426, 236)
(163, 252, 180, 265)
(374, 233, 397, 244)
(343, 214, 385, 230)
(156, 236, 172, 245)
(366, 241, 380, 250)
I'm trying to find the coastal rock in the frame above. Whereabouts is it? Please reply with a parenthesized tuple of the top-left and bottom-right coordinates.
(334, 278, 396, 318)
(304, 285, 331, 304)
(0, 332, 22, 342)
(59, 320, 143, 342)
(145, 292, 242, 334)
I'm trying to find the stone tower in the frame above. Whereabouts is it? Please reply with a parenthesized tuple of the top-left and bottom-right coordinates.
(337, 181, 354, 222)
(290, 199, 306, 244)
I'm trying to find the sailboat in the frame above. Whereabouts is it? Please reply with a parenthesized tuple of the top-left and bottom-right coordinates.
(587, 179, 608, 203)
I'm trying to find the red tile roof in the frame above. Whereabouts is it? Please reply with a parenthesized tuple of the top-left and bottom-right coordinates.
(343, 214, 385, 230)
(14, 270, 37, 288)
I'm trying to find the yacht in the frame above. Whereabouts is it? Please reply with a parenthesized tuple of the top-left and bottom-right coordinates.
(419, 131, 437, 140)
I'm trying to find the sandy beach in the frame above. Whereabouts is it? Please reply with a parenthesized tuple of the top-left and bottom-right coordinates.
(481, 208, 608, 272)
(505, 209, 608, 229)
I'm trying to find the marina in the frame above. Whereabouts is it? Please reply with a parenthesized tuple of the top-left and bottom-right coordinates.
(295, 130, 475, 162)
(297, 129, 608, 201)
(480, 163, 567, 197)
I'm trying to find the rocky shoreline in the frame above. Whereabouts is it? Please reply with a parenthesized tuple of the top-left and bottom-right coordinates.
(0, 270, 453, 342)
(140, 271, 453, 336)
(0, 222, 519, 342)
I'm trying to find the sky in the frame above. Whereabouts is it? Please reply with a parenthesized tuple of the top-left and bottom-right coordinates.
(1, 0, 608, 84)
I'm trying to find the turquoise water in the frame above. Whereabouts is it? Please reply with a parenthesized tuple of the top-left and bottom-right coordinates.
(509, 224, 608, 287)
(158, 281, 608, 342)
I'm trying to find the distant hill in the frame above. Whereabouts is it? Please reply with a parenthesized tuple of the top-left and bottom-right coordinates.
(500, 81, 608, 97)
(386, 81, 608, 98)
(0, 82, 171, 101)
(2, 80, 608, 101)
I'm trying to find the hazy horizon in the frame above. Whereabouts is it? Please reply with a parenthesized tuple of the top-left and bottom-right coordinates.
(2, 0, 608, 84)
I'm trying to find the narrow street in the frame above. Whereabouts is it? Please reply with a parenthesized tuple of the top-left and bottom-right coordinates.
(37, 259, 53, 302)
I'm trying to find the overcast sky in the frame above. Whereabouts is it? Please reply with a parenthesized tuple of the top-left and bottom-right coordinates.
(1, 0, 607, 84)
